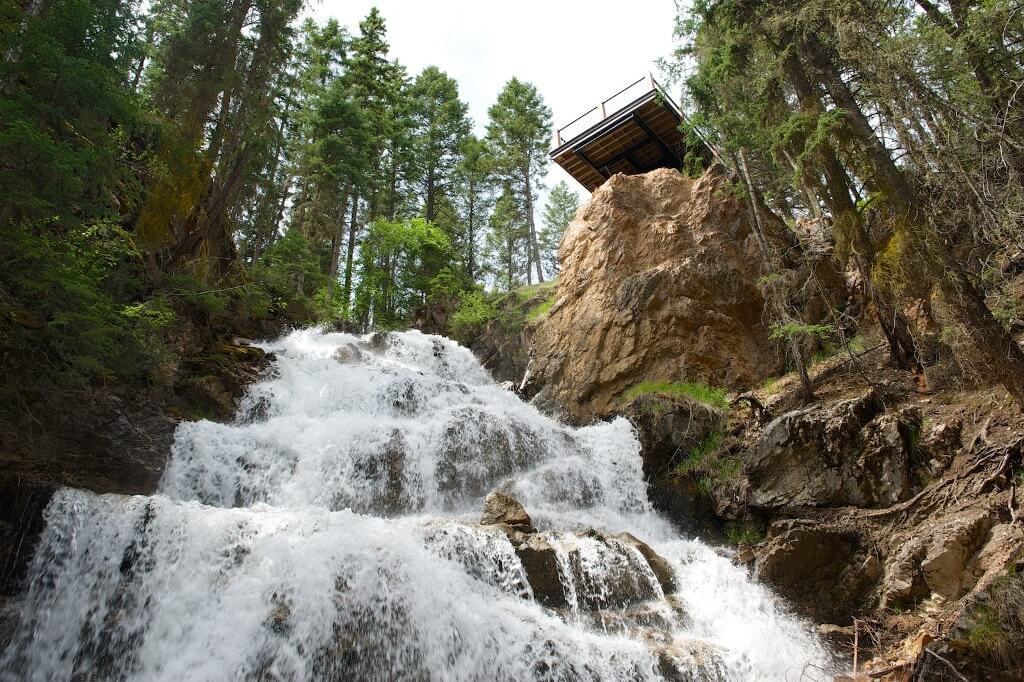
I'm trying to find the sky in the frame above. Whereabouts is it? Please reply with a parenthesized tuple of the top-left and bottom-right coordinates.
(309, 0, 683, 201)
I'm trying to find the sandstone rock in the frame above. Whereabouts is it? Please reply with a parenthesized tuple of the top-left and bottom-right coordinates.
(755, 521, 876, 623)
(526, 168, 837, 422)
(920, 511, 995, 598)
(746, 391, 922, 509)
(480, 491, 534, 532)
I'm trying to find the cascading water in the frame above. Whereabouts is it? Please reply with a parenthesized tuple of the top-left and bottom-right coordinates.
(0, 329, 835, 681)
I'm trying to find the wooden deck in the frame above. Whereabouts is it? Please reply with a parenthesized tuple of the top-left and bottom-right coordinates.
(550, 76, 710, 191)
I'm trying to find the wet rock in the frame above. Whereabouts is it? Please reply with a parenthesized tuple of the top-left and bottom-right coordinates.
(615, 532, 678, 594)
(747, 391, 922, 509)
(514, 535, 569, 609)
(654, 640, 729, 682)
(756, 521, 876, 623)
(332, 343, 362, 364)
(481, 491, 534, 532)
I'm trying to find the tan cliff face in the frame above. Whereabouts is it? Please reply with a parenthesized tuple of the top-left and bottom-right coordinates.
(526, 168, 783, 422)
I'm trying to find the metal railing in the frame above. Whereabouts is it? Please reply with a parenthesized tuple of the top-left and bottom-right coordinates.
(552, 73, 662, 148)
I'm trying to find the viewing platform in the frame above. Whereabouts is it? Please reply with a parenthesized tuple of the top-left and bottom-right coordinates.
(550, 75, 711, 191)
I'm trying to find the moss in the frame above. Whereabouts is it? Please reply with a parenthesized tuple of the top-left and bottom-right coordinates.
(622, 381, 730, 411)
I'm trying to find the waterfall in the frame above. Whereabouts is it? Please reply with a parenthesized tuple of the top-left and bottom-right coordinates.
(0, 329, 835, 681)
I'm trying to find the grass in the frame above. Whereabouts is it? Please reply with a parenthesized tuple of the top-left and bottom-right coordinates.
(621, 380, 730, 411)
(525, 295, 556, 322)
(514, 279, 558, 304)
(673, 428, 744, 495)
(724, 520, 763, 546)
(967, 607, 1007, 656)
(675, 430, 724, 475)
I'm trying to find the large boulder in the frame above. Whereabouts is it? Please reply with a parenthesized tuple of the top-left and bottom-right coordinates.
(746, 390, 924, 510)
(524, 168, 788, 422)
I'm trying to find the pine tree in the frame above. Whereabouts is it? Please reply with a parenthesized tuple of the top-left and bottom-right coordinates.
(486, 78, 552, 284)
(538, 181, 580, 277)
(484, 187, 529, 291)
(409, 66, 471, 224)
(453, 135, 495, 285)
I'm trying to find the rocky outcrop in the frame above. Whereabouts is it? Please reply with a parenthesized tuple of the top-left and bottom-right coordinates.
(746, 389, 925, 510)
(477, 493, 678, 612)
(755, 521, 879, 623)
(524, 167, 827, 422)
(0, 339, 273, 602)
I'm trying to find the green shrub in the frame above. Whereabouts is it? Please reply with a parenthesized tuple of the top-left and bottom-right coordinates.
(449, 290, 498, 341)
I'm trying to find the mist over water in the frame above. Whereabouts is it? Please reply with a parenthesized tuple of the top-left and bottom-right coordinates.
(1, 329, 834, 681)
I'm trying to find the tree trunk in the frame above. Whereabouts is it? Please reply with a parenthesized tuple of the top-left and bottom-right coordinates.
(522, 168, 544, 283)
(326, 185, 352, 300)
(341, 195, 360, 314)
(780, 44, 922, 370)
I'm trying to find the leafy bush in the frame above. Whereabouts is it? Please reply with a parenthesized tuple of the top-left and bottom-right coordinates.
(449, 290, 498, 341)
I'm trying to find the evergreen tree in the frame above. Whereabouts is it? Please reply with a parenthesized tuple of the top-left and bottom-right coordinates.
(409, 66, 471, 224)
(538, 181, 580, 277)
(484, 187, 529, 291)
(453, 135, 495, 285)
(486, 78, 552, 284)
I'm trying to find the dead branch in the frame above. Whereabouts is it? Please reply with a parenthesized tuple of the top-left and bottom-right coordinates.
(922, 649, 970, 682)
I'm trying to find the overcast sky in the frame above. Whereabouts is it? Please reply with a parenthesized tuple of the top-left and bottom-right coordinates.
(308, 0, 682, 201)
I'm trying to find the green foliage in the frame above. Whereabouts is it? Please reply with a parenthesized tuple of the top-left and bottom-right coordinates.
(672, 427, 743, 495)
(724, 520, 764, 546)
(525, 296, 555, 322)
(449, 290, 498, 342)
(0, 220, 171, 403)
(353, 218, 454, 329)
(674, 430, 725, 475)
(769, 322, 834, 343)
(622, 381, 730, 411)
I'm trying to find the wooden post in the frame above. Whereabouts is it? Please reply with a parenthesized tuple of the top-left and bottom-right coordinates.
(647, 72, 656, 92)
(552, 128, 562, 147)
(599, 101, 607, 119)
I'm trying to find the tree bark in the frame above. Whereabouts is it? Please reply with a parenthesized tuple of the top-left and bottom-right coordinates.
(522, 167, 545, 283)
(341, 195, 360, 314)
(326, 185, 352, 300)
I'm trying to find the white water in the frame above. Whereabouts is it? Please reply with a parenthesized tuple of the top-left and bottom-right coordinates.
(0, 329, 834, 681)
